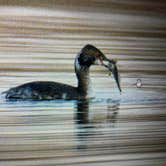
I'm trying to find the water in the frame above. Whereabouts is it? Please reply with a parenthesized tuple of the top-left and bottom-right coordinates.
(0, 1, 166, 166)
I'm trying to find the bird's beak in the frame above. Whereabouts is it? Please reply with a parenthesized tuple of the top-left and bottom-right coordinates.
(102, 58, 122, 93)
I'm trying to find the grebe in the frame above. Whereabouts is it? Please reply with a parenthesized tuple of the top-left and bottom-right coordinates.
(3, 44, 121, 100)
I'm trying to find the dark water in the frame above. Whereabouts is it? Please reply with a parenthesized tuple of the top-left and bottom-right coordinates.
(0, 1, 166, 165)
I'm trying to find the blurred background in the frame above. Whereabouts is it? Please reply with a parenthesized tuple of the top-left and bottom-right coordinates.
(0, 1, 166, 166)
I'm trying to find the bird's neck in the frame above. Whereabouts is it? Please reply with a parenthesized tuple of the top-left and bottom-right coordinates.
(75, 57, 90, 97)
(76, 68, 90, 96)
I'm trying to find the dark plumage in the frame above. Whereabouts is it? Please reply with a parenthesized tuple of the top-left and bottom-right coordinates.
(3, 44, 121, 100)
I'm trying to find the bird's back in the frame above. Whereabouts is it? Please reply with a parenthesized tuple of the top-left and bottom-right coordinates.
(4, 81, 78, 100)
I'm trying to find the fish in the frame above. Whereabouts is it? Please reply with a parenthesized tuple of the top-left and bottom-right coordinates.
(104, 59, 122, 93)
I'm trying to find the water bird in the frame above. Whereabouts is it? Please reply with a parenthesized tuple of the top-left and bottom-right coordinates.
(136, 79, 142, 88)
(3, 44, 121, 100)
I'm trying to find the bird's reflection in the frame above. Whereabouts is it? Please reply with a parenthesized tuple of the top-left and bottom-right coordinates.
(75, 98, 120, 125)
(75, 98, 120, 150)
(76, 99, 89, 124)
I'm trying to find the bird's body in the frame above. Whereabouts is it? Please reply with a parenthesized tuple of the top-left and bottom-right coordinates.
(3, 44, 121, 100)
(5, 81, 79, 100)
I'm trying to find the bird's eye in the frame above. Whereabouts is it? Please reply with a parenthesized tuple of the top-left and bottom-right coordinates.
(96, 54, 100, 59)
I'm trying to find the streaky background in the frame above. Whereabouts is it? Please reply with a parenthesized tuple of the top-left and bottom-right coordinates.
(0, 1, 166, 166)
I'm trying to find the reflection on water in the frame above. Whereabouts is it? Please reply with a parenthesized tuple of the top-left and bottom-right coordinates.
(0, 1, 166, 165)
(76, 99, 119, 125)
(75, 99, 119, 150)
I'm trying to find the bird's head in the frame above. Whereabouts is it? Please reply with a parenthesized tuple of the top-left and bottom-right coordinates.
(75, 44, 121, 92)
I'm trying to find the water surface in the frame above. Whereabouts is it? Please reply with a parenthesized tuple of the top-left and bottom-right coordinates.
(0, 1, 166, 165)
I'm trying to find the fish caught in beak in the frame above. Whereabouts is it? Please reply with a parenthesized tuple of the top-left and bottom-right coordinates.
(102, 59, 121, 93)
(95, 53, 121, 93)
